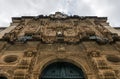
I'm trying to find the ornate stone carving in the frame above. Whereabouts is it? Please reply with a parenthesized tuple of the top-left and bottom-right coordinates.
(87, 51, 101, 57)
(0, 12, 120, 79)
(49, 12, 68, 19)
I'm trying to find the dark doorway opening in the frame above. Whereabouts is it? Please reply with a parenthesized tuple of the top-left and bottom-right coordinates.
(0, 76, 7, 79)
(40, 62, 85, 79)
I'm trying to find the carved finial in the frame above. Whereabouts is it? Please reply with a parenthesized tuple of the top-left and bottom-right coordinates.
(49, 12, 68, 18)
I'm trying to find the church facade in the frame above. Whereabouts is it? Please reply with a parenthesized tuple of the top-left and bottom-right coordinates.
(0, 12, 120, 79)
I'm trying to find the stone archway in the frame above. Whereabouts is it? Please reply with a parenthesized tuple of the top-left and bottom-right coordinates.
(40, 62, 86, 79)
(35, 56, 90, 79)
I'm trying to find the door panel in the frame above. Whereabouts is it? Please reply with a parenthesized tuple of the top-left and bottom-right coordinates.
(40, 62, 85, 79)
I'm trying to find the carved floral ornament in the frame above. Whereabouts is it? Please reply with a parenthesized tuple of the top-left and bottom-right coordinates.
(87, 50, 101, 57)
(24, 49, 37, 57)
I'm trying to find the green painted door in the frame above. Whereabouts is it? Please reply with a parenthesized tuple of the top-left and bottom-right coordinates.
(40, 62, 85, 79)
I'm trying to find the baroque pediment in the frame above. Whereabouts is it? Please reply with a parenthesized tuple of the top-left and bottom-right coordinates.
(1, 12, 120, 44)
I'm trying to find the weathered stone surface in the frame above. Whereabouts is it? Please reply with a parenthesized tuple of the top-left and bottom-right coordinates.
(0, 12, 120, 79)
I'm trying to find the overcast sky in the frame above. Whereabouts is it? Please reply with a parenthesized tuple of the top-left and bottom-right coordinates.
(0, 0, 120, 27)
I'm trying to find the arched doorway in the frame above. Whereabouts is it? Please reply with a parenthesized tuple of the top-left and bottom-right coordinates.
(40, 62, 85, 79)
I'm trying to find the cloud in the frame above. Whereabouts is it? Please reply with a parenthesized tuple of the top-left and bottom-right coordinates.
(82, 0, 120, 27)
(0, 0, 120, 27)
